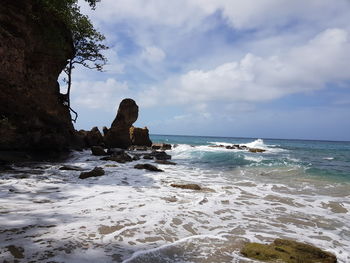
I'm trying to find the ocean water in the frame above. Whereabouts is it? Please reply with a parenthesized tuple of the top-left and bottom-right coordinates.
(0, 135, 349, 262)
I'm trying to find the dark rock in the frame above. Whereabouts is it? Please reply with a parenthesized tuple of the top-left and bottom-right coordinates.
(151, 151, 171, 160)
(79, 167, 105, 179)
(155, 160, 177, 165)
(59, 165, 85, 171)
(0, 0, 77, 152)
(107, 148, 125, 155)
(6, 245, 24, 259)
(134, 163, 163, 172)
(104, 99, 138, 149)
(240, 238, 337, 263)
(101, 152, 133, 163)
(132, 154, 141, 161)
(170, 183, 202, 190)
(102, 126, 109, 136)
(143, 154, 154, 160)
(130, 127, 152, 147)
(91, 146, 106, 156)
(85, 127, 104, 147)
(152, 143, 172, 150)
(199, 197, 208, 205)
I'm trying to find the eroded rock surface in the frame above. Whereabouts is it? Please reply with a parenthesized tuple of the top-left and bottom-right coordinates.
(0, 0, 76, 152)
(104, 99, 138, 149)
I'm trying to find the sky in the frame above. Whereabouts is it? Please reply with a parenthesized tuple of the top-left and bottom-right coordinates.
(68, 0, 350, 141)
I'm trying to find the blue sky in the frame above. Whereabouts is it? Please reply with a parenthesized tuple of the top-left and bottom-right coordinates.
(69, 0, 350, 141)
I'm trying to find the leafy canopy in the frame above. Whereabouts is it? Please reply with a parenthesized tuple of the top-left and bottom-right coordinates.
(39, 0, 108, 71)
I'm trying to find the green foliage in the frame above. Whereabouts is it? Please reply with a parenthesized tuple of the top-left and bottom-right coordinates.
(69, 7, 108, 71)
(38, 0, 108, 71)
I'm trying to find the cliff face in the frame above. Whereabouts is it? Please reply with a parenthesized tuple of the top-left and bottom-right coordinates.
(0, 0, 76, 151)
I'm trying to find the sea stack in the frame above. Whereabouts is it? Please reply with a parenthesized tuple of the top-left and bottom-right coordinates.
(104, 98, 152, 149)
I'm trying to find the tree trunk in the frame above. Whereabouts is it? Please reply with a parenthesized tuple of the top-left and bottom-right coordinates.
(66, 60, 73, 108)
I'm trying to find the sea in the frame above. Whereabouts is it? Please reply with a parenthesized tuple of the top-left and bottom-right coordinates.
(0, 135, 349, 262)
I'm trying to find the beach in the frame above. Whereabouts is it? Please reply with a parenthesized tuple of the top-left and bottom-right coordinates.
(1, 135, 349, 262)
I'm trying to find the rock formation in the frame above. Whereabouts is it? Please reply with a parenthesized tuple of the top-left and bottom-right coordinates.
(130, 127, 152, 147)
(104, 99, 138, 148)
(104, 99, 152, 149)
(0, 0, 76, 153)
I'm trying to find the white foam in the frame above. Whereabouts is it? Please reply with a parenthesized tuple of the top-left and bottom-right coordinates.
(323, 157, 334, 160)
(0, 150, 349, 262)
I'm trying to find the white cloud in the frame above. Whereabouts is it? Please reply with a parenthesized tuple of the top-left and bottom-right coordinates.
(85, 0, 350, 31)
(139, 28, 350, 107)
(72, 78, 129, 111)
(141, 46, 166, 63)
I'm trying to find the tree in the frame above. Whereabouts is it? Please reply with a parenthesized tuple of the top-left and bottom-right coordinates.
(39, 0, 108, 122)
(63, 7, 108, 122)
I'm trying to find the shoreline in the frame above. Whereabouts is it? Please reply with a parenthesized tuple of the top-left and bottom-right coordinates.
(1, 140, 349, 262)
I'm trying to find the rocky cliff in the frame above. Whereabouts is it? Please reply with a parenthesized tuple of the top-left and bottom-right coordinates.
(0, 0, 76, 152)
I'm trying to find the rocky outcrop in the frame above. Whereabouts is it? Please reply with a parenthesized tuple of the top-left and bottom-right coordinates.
(0, 0, 76, 152)
(130, 127, 152, 147)
(77, 127, 104, 148)
(104, 99, 152, 149)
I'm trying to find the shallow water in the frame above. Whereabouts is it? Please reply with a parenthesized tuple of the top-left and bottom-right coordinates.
(0, 136, 349, 262)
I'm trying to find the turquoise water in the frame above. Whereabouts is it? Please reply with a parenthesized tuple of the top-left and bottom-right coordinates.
(151, 134, 350, 181)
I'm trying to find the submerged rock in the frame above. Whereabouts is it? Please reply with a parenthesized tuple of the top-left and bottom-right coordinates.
(134, 163, 163, 172)
(155, 160, 177, 165)
(79, 167, 105, 179)
(59, 165, 85, 171)
(170, 183, 202, 190)
(240, 238, 337, 263)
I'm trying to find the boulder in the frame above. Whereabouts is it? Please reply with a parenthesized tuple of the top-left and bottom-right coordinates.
(79, 167, 105, 179)
(130, 127, 152, 147)
(107, 148, 125, 155)
(134, 163, 163, 172)
(91, 146, 106, 156)
(101, 152, 133, 163)
(104, 99, 138, 149)
(240, 239, 337, 263)
(170, 184, 202, 190)
(152, 143, 172, 150)
(151, 151, 171, 160)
